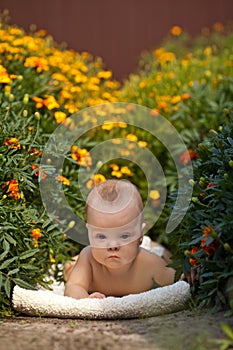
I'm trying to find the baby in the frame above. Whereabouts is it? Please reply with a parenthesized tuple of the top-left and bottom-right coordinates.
(64, 179, 175, 299)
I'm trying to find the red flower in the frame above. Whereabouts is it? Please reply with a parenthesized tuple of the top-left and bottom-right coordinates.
(180, 149, 199, 164)
(189, 247, 200, 266)
(201, 226, 219, 256)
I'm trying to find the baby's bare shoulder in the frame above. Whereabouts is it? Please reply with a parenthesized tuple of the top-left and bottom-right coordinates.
(138, 248, 166, 266)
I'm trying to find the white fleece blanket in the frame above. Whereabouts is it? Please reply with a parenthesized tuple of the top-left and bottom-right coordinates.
(12, 280, 190, 319)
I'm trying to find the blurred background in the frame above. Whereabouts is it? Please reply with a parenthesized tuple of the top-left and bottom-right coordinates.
(1, 0, 233, 80)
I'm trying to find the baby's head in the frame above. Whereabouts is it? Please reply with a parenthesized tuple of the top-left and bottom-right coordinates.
(86, 179, 144, 248)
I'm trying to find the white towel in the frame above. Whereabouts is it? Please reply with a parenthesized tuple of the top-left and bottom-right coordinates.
(12, 280, 190, 319)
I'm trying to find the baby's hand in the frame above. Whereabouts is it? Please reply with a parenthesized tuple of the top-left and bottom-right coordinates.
(180, 267, 199, 285)
(88, 292, 106, 299)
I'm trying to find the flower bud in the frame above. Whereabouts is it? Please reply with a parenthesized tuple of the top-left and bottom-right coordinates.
(23, 110, 28, 117)
(17, 75, 23, 82)
(34, 112, 40, 120)
(23, 94, 29, 104)
(192, 197, 199, 203)
(184, 250, 192, 257)
(68, 220, 75, 229)
(9, 93, 14, 102)
(224, 243, 231, 252)
(189, 179, 195, 186)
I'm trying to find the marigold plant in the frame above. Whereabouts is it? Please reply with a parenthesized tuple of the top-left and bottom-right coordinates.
(169, 109, 233, 311)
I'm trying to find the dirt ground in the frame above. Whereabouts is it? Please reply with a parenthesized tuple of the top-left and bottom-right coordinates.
(0, 309, 233, 350)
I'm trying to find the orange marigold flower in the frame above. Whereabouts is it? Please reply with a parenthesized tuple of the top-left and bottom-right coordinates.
(56, 175, 70, 186)
(32, 95, 60, 110)
(6, 180, 21, 200)
(201, 226, 219, 256)
(0, 64, 12, 84)
(54, 111, 66, 123)
(30, 147, 42, 156)
(170, 26, 182, 36)
(71, 146, 92, 168)
(4, 137, 21, 149)
(31, 228, 42, 248)
(30, 164, 47, 180)
(86, 174, 106, 189)
(213, 22, 224, 32)
(43, 95, 60, 110)
(206, 183, 216, 189)
(189, 247, 200, 267)
(181, 93, 191, 100)
(24, 56, 49, 73)
(180, 149, 199, 164)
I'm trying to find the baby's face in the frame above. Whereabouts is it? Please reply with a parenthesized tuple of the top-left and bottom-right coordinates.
(87, 203, 144, 269)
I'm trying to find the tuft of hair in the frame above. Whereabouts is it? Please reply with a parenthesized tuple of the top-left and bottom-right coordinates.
(86, 179, 143, 217)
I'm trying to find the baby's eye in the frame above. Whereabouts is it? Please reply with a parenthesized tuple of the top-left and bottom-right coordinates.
(120, 233, 130, 240)
(96, 234, 106, 240)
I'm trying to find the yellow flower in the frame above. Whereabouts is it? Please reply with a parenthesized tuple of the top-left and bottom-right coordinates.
(120, 166, 133, 176)
(204, 47, 212, 56)
(0, 65, 11, 84)
(102, 122, 115, 130)
(111, 139, 122, 144)
(158, 52, 176, 65)
(24, 56, 49, 72)
(109, 164, 119, 171)
(43, 95, 60, 110)
(111, 170, 123, 178)
(149, 190, 160, 200)
(56, 175, 70, 186)
(170, 26, 182, 36)
(86, 174, 106, 189)
(31, 228, 42, 248)
(171, 95, 181, 104)
(4, 137, 21, 149)
(126, 133, 138, 142)
(153, 48, 165, 59)
(138, 141, 147, 148)
(71, 146, 92, 168)
(54, 111, 67, 123)
(97, 70, 112, 79)
(139, 81, 147, 88)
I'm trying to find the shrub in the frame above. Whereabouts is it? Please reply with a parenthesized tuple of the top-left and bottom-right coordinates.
(0, 11, 120, 315)
(168, 108, 233, 311)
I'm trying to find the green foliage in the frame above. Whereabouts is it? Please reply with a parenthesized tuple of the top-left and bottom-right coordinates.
(1, 11, 233, 315)
(168, 109, 233, 310)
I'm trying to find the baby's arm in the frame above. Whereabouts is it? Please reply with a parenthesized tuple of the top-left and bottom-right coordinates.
(64, 247, 105, 299)
(151, 253, 175, 286)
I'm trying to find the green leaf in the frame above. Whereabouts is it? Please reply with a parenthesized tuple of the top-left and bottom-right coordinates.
(221, 323, 233, 342)
(21, 264, 39, 271)
(19, 249, 39, 260)
(2, 239, 10, 253)
(0, 250, 9, 262)
(0, 256, 18, 270)
(4, 233, 17, 246)
(7, 268, 20, 276)
(13, 278, 36, 290)
(4, 278, 11, 298)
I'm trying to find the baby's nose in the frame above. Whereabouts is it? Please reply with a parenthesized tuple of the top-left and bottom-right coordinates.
(107, 245, 120, 251)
